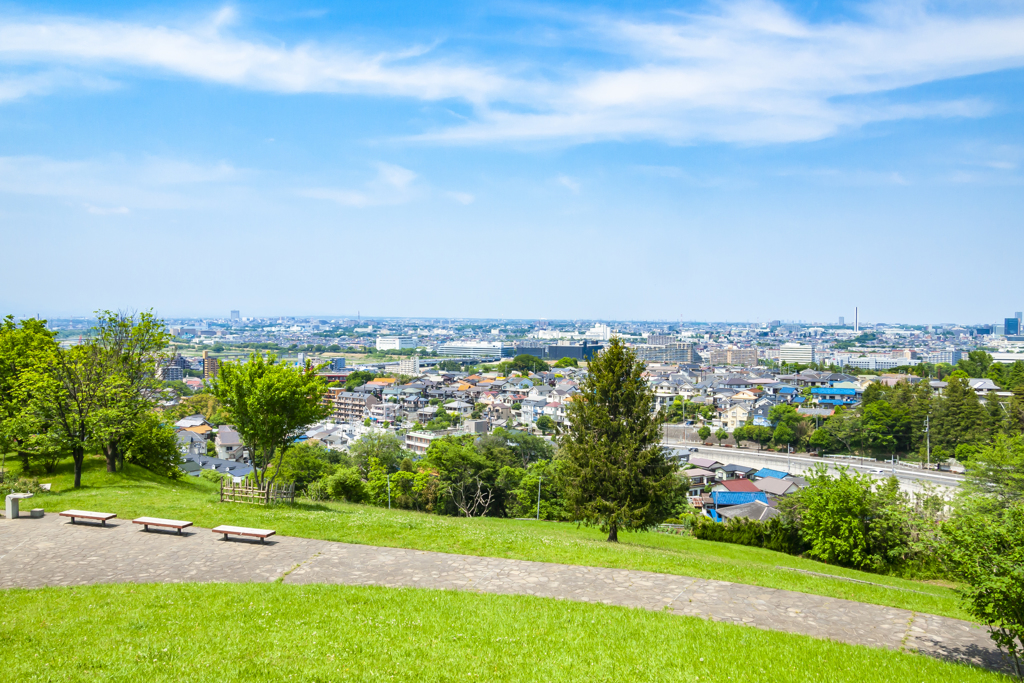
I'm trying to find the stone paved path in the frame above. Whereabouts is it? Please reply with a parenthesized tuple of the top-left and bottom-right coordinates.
(0, 515, 1008, 673)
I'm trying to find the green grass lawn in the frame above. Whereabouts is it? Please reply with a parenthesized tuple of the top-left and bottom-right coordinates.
(5, 455, 969, 620)
(0, 583, 1005, 683)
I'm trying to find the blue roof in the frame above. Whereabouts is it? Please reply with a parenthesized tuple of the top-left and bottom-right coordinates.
(778, 386, 797, 393)
(707, 509, 723, 522)
(754, 467, 788, 479)
(710, 491, 769, 507)
(812, 387, 856, 395)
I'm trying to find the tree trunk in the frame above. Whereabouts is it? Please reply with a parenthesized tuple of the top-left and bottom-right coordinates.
(104, 441, 119, 473)
(607, 523, 618, 543)
(73, 446, 85, 489)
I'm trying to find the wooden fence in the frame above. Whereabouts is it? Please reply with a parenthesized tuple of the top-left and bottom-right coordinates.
(220, 479, 295, 506)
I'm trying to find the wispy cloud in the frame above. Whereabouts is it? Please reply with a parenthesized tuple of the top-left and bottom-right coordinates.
(446, 191, 474, 205)
(1, 2, 1023, 145)
(299, 162, 419, 207)
(0, 154, 243, 209)
(556, 175, 580, 193)
(84, 203, 129, 215)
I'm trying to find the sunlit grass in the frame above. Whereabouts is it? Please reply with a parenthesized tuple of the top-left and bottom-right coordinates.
(9, 455, 969, 620)
(0, 583, 1004, 683)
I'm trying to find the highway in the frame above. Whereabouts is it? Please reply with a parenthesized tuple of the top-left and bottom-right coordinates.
(661, 441, 964, 489)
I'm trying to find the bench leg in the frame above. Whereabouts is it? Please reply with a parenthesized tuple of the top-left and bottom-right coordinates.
(70, 517, 75, 524)
(178, 528, 182, 535)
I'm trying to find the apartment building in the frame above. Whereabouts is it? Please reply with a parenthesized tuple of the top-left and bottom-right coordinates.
(202, 350, 218, 379)
(632, 342, 697, 364)
(778, 342, 815, 365)
(708, 346, 758, 366)
(325, 387, 380, 422)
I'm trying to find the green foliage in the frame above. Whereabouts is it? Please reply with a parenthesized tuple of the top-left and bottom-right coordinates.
(693, 516, 804, 555)
(163, 393, 225, 424)
(324, 466, 366, 503)
(553, 356, 578, 368)
(200, 468, 228, 484)
(536, 415, 555, 433)
(507, 354, 549, 374)
(698, 425, 711, 442)
(210, 352, 331, 487)
(787, 466, 914, 573)
(962, 434, 1024, 506)
(559, 338, 676, 541)
(272, 441, 333, 492)
(344, 370, 376, 391)
(944, 501, 1024, 675)
(498, 459, 572, 520)
(123, 412, 182, 480)
(349, 432, 405, 475)
(426, 437, 500, 517)
(715, 428, 728, 446)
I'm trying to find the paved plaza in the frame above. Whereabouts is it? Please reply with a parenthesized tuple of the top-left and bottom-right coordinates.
(0, 514, 1008, 673)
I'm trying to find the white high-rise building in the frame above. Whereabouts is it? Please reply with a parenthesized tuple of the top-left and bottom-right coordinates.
(584, 323, 612, 341)
(376, 336, 417, 351)
(779, 342, 815, 365)
(398, 356, 420, 376)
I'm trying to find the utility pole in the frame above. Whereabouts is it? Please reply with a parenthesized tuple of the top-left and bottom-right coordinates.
(387, 473, 391, 510)
(924, 414, 931, 471)
(536, 474, 542, 520)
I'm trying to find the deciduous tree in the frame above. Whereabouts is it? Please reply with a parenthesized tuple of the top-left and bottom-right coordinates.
(211, 353, 330, 488)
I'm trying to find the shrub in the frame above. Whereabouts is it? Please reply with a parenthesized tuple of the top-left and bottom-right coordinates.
(325, 466, 367, 503)
(306, 479, 329, 502)
(200, 469, 229, 484)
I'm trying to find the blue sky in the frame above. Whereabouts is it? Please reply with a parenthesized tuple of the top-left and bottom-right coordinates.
(0, 0, 1022, 324)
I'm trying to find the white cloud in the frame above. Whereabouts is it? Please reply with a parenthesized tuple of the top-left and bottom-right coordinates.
(299, 162, 419, 207)
(556, 175, 580, 193)
(0, 11, 514, 104)
(0, 154, 243, 210)
(84, 204, 129, 215)
(0, 2, 1023, 144)
(446, 191, 474, 205)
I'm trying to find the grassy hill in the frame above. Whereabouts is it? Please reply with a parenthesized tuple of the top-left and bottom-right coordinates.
(0, 583, 1005, 683)
(5, 455, 968, 620)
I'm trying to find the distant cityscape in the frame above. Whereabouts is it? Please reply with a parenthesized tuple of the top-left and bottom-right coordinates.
(44, 309, 1024, 373)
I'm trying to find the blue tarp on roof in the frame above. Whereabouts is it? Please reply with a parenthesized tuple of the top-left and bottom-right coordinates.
(812, 387, 857, 395)
(710, 491, 769, 507)
(754, 467, 788, 479)
(707, 509, 723, 523)
(778, 386, 797, 393)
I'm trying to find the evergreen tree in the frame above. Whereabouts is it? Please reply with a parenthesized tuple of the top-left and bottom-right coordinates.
(933, 377, 988, 453)
(559, 338, 676, 542)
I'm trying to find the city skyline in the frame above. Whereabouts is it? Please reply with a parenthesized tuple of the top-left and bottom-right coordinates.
(1, 0, 1022, 321)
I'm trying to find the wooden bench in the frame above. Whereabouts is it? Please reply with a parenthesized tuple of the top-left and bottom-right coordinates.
(60, 510, 117, 525)
(212, 525, 276, 543)
(133, 517, 193, 534)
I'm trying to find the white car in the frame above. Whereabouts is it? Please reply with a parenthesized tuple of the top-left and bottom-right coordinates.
(867, 468, 888, 475)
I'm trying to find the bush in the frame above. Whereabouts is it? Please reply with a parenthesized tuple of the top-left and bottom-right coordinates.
(693, 516, 804, 555)
(325, 467, 367, 503)
(125, 413, 183, 480)
(2, 477, 44, 497)
(305, 479, 329, 502)
(200, 469, 229, 484)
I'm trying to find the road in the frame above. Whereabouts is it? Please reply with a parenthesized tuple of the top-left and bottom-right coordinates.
(662, 441, 964, 490)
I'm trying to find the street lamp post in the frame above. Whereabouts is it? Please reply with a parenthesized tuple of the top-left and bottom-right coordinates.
(536, 474, 542, 520)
